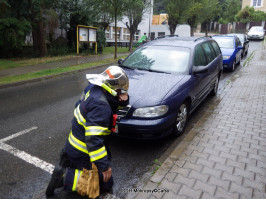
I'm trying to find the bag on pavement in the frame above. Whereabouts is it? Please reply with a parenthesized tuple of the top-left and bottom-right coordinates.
(76, 163, 100, 198)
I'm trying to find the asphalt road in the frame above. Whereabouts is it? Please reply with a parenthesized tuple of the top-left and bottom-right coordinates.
(0, 40, 261, 199)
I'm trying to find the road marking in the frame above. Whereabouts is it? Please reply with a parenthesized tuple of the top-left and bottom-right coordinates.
(0, 127, 54, 174)
(0, 126, 38, 143)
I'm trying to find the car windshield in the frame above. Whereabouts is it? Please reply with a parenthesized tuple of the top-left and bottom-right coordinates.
(250, 27, 263, 32)
(213, 38, 234, 49)
(122, 46, 190, 74)
(228, 34, 244, 43)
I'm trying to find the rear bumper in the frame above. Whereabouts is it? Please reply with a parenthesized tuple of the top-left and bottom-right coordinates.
(247, 35, 264, 40)
(114, 113, 176, 139)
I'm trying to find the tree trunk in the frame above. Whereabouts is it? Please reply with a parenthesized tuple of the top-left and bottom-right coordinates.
(32, 28, 38, 52)
(205, 22, 209, 36)
(129, 33, 134, 52)
(114, 11, 117, 59)
(36, 19, 47, 57)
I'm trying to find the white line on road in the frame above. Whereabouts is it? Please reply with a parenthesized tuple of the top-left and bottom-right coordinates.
(0, 126, 38, 143)
(0, 127, 54, 174)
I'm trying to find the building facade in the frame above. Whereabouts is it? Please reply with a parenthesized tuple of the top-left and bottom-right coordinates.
(242, 0, 266, 12)
(105, 0, 190, 45)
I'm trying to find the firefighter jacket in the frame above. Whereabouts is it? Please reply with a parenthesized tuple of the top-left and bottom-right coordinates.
(65, 83, 128, 172)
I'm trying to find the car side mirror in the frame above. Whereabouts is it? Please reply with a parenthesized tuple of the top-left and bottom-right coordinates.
(193, 66, 208, 74)
(118, 59, 124, 65)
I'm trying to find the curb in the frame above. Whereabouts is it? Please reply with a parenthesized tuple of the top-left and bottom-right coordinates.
(0, 62, 116, 90)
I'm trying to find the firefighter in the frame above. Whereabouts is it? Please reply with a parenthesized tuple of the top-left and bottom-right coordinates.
(46, 66, 129, 197)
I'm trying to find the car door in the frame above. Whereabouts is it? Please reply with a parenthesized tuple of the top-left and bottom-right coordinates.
(235, 38, 242, 62)
(191, 44, 210, 107)
(208, 41, 221, 82)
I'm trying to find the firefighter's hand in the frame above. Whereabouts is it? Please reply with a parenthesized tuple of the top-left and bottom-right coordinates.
(118, 93, 128, 102)
(102, 167, 112, 183)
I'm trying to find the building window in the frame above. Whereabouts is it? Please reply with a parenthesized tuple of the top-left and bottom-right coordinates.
(158, 32, 165, 37)
(253, 0, 262, 7)
(134, 30, 140, 41)
(112, 27, 121, 41)
(150, 32, 155, 40)
(123, 28, 130, 41)
(105, 27, 110, 39)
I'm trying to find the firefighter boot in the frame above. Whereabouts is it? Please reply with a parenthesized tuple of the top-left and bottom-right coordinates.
(45, 165, 65, 197)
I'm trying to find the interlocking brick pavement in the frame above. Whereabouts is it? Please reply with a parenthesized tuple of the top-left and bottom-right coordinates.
(134, 45, 266, 198)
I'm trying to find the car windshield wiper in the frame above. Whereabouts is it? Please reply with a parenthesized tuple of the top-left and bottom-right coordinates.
(147, 69, 171, 74)
(120, 64, 134, 70)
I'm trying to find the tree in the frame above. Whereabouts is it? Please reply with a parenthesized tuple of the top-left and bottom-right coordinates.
(218, 0, 241, 23)
(124, 0, 151, 51)
(235, 6, 266, 23)
(200, 0, 221, 36)
(165, 0, 190, 35)
(183, 0, 204, 36)
(104, 0, 125, 59)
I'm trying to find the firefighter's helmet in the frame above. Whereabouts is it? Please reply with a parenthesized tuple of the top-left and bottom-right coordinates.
(86, 66, 129, 96)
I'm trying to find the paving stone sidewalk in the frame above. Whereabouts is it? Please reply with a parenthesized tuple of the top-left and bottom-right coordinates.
(134, 46, 266, 198)
(0, 52, 129, 78)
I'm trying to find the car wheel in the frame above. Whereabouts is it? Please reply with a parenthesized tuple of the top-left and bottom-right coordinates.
(231, 60, 236, 72)
(211, 76, 219, 96)
(172, 102, 189, 137)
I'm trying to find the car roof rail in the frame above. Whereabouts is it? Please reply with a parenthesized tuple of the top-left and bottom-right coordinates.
(194, 36, 212, 42)
(155, 35, 179, 40)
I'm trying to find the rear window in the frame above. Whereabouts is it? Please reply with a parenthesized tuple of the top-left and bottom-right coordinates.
(123, 46, 191, 74)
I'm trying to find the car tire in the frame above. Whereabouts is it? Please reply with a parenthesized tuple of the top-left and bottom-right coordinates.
(231, 60, 236, 72)
(172, 102, 189, 137)
(211, 76, 219, 96)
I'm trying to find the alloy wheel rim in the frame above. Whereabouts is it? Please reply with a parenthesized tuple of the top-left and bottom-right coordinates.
(176, 104, 187, 132)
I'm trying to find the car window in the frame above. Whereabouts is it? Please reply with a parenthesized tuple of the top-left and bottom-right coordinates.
(213, 37, 234, 49)
(202, 42, 215, 64)
(123, 46, 191, 74)
(193, 45, 207, 66)
(210, 41, 221, 56)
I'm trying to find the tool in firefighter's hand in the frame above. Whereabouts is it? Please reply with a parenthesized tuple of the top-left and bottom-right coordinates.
(86, 74, 118, 97)
(76, 163, 100, 198)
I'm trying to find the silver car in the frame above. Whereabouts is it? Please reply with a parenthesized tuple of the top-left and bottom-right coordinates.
(247, 26, 265, 40)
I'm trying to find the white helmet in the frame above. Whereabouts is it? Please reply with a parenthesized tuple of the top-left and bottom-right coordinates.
(86, 66, 129, 96)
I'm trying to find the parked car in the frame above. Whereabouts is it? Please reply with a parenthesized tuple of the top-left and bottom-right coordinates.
(115, 36, 223, 139)
(247, 26, 265, 40)
(227, 33, 249, 57)
(212, 35, 243, 72)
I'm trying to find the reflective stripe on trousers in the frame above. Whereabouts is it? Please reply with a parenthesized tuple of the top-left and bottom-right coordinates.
(72, 169, 83, 191)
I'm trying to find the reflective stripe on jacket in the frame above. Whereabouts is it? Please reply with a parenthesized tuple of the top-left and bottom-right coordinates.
(65, 84, 113, 171)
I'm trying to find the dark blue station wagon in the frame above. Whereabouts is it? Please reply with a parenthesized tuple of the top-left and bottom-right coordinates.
(116, 36, 223, 139)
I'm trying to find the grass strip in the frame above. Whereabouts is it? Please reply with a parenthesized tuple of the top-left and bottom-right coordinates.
(0, 56, 127, 85)
(0, 47, 132, 70)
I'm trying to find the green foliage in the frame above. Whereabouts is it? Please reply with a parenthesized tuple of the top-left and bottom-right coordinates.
(218, 0, 241, 23)
(235, 6, 266, 23)
(165, 0, 190, 34)
(0, 18, 30, 57)
(96, 28, 106, 54)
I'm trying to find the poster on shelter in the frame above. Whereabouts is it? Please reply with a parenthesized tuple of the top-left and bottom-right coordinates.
(89, 29, 97, 42)
(79, 27, 89, 42)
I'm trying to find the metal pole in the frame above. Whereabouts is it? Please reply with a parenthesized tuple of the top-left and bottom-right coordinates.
(77, 26, 79, 55)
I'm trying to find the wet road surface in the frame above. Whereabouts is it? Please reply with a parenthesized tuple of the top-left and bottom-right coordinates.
(0, 40, 261, 198)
